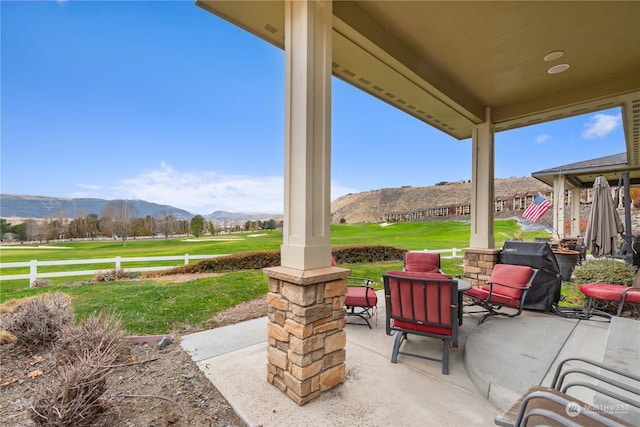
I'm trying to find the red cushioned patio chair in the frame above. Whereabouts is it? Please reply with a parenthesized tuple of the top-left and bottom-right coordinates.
(579, 282, 640, 317)
(463, 264, 536, 325)
(403, 251, 443, 274)
(383, 270, 458, 374)
(332, 257, 378, 328)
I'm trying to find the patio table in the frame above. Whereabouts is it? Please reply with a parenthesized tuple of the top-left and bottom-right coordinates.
(456, 279, 472, 326)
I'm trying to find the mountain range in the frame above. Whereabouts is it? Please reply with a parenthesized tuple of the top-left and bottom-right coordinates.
(0, 194, 281, 224)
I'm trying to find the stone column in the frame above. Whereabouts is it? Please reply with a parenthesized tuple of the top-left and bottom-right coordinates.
(463, 248, 500, 286)
(267, 0, 344, 407)
(264, 265, 349, 405)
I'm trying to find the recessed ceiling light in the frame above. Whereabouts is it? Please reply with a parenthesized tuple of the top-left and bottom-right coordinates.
(548, 64, 570, 74)
(544, 51, 564, 62)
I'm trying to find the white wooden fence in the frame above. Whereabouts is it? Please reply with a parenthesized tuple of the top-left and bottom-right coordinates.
(1, 249, 463, 285)
(420, 248, 463, 259)
(0, 254, 224, 284)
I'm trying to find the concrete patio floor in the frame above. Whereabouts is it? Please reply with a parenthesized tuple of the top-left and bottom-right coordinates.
(181, 291, 639, 427)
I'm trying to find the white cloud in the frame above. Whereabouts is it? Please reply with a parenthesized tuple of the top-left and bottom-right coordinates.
(72, 163, 361, 215)
(535, 134, 551, 144)
(582, 113, 621, 139)
(111, 165, 285, 214)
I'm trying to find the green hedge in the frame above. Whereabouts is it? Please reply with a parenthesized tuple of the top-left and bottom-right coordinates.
(573, 259, 637, 286)
(150, 245, 406, 276)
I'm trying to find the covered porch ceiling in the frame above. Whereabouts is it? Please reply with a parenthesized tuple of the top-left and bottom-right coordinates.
(196, 1, 640, 166)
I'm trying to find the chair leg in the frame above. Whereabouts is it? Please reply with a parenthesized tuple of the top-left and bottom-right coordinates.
(442, 338, 449, 375)
(585, 297, 594, 316)
(346, 306, 374, 328)
(390, 332, 406, 363)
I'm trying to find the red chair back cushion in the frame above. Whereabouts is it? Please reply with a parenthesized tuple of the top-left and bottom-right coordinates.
(404, 252, 441, 273)
(385, 271, 454, 328)
(482, 264, 533, 299)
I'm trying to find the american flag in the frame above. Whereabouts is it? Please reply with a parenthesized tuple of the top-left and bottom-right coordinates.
(522, 193, 552, 222)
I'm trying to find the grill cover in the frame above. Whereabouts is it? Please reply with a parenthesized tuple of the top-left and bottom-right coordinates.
(500, 241, 562, 311)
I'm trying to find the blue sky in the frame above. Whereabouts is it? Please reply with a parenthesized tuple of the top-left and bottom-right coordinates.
(1, 1, 626, 215)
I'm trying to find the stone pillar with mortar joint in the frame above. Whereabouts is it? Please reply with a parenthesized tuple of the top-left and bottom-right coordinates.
(463, 248, 500, 286)
(264, 265, 349, 405)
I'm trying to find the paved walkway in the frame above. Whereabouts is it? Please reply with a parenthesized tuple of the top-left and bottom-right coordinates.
(181, 292, 638, 427)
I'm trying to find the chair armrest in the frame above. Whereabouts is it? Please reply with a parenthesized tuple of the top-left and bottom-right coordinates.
(346, 276, 375, 287)
(550, 358, 640, 412)
(514, 390, 627, 427)
(551, 357, 640, 389)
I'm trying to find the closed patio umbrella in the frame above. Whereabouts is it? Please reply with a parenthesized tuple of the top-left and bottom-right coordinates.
(584, 175, 623, 258)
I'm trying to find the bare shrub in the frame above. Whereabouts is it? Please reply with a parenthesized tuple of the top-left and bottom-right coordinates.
(56, 310, 128, 363)
(0, 295, 40, 315)
(3, 293, 74, 350)
(0, 329, 17, 345)
(30, 310, 128, 426)
(93, 268, 128, 283)
(30, 349, 114, 426)
(31, 279, 52, 288)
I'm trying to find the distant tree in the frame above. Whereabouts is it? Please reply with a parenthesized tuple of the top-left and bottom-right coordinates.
(44, 218, 58, 241)
(208, 220, 216, 235)
(68, 209, 88, 239)
(100, 205, 115, 237)
(86, 213, 99, 239)
(263, 219, 277, 230)
(56, 209, 69, 240)
(108, 200, 137, 246)
(244, 220, 260, 231)
(156, 209, 175, 240)
(0, 218, 12, 237)
(190, 215, 204, 238)
(25, 219, 47, 243)
(12, 222, 26, 241)
(143, 215, 154, 236)
(174, 219, 190, 235)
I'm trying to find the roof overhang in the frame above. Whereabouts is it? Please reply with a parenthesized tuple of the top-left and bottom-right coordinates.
(196, 1, 640, 165)
(531, 153, 640, 188)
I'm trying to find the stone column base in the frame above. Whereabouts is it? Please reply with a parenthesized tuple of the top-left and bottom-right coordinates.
(263, 265, 350, 405)
(463, 248, 500, 286)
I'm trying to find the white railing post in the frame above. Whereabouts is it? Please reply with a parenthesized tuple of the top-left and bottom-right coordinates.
(452, 248, 458, 257)
(115, 256, 121, 270)
(29, 260, 38, 287)
(184, 254, 189, 265)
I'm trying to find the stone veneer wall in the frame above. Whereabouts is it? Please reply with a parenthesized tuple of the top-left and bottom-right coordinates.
(263, 266, 350, 405)
(463, 248, 500, 286)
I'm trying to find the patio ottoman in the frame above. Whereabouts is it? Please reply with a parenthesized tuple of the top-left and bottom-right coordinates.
(579, 282, 640, 316)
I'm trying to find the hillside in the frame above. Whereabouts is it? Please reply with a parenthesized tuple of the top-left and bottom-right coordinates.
(330, 177, 552, 224)
(0, 194, 283, 224)
(0, 194, 194, 220)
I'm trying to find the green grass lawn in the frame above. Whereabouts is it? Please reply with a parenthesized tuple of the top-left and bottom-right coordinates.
(1, 220, 552, 334)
